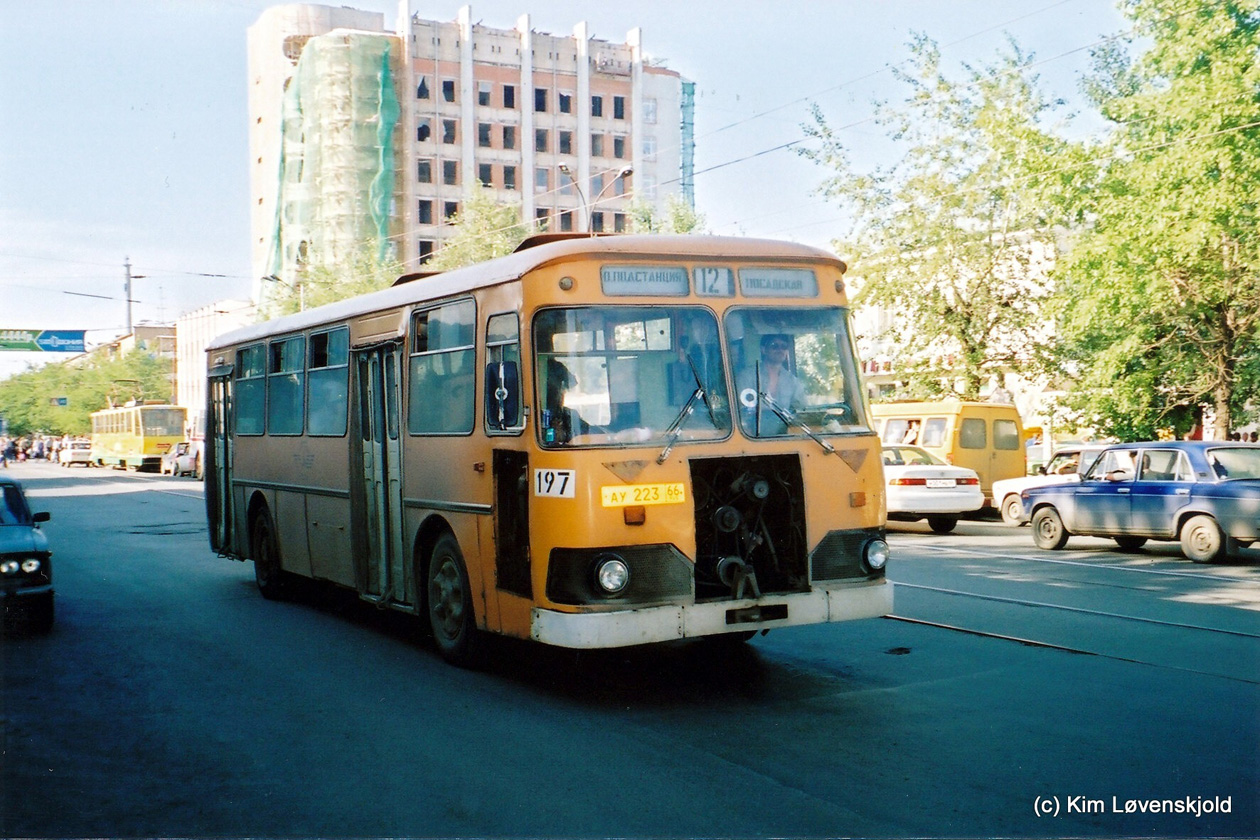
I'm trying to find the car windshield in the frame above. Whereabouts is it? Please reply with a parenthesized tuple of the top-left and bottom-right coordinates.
(723, 306, 870, 439)
(1207, 447, 1260, 480)
(0, 485, 33, 526)
(534, 306, 732, 448)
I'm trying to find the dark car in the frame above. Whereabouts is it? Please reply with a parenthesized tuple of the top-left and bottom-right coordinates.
(1022, 442, 1260, 563)
(0, 476, 53, 631)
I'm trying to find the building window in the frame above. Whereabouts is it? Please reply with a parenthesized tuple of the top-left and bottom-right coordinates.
(592, 173, 604, 197)
(478, 163, 493, 188)
(535, 167, 548, 193)
(613, 212, 626, 233)
(615, 174, 628, 196)
(643, 136, 657, 160)
(559, 211, 574, 232)
(641, 174, 657, 199)
(478, 81, 491, 107)
(591, 211, 605, 233)
(535, 128, 548, 153)
(503, 84, 515, 109)
(417, 119, 431, 142)
(591, 133, 604, 157)
(558, 130, 572, 155)
(503, 125, 516, 150)
(417, 159, 433, 183)
(559, 167, 573, 195)
(444, 201, 459, 220)
(591, 95, 603, 117)
(503, 165, 517, 190)
(442, 79, 456, 102)
(443, 160, 458, 185)
(442, 119, 457, 144)
(417, 77, 430, 99)
(418, 239, 434, 264)
(558, 91, 572, 113)
(418, 199, 434, 224)
(478, 122, 492, 147)
(613, 135, 626, 159)
(613, 95, 626, 120)
(644, 98, 658, 124)
(534, 87, 547, 112)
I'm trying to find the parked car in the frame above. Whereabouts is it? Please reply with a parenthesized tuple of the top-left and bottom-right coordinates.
(992, 444, 1106, 525)
(160, 441, 198, 477)
(0, 476, 53, 632)
(1022, 441, 1260, 563)
(57, 440, 93, 467)
(882, 444, 984, 534)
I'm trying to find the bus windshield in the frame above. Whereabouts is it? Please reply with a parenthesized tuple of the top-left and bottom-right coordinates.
(725, 306, 870, 438)
(535, 306, 732, 447)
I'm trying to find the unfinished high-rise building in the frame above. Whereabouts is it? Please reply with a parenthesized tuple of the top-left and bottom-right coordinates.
(247, 3, 695, 307)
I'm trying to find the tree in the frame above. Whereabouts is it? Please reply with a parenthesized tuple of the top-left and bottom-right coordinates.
(269, 243, 403, 318)
(424, 186, 530, 271)
(1054, 0, 1260, 439)
(626, 194, 707, 234)
(801, 35, 1081, 399)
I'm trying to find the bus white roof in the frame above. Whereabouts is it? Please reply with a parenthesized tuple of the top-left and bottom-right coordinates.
(207, 235, 844, 352)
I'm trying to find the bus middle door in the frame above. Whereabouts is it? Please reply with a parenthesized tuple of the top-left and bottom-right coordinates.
(353, 343, 406, 604)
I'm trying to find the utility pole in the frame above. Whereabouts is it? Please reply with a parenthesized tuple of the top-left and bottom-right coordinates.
(123, 257, 145, 335)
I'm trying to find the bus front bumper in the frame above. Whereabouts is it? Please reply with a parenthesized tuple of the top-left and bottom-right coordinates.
(530, 580, 892, 649)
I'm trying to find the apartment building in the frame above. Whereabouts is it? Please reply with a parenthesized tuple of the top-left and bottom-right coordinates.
(247, 3, 694, 305)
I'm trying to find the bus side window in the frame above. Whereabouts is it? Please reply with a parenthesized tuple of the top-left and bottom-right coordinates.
(485, 313, 522, 433)
(922, 418, 948, 448)
(960, 417, 987, 449)
(409, 300, 476, 435)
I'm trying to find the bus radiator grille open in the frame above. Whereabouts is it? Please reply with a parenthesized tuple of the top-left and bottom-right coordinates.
(690, 454, 810, 601)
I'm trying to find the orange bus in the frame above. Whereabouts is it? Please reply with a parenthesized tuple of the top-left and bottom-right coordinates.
(205, 235, 892, 664)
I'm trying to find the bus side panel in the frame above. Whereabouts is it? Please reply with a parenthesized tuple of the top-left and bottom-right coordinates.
(276, 491, 312, 577)
(308, 495, 354, 587)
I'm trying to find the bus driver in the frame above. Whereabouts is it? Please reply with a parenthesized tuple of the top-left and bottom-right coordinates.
(737, 333, 806, 436)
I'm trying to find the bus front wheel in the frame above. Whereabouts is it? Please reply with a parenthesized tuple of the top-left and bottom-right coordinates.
(426, 533, 482, 667)
(251, 512, 286, 600)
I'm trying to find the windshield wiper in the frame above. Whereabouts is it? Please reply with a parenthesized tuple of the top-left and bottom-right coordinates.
(756, 391, 836, 455)
(657, 385, 705, 464)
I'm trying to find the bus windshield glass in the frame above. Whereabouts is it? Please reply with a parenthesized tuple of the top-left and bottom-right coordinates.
(724, 306, 870, 438)
(534, 306, 732, 447)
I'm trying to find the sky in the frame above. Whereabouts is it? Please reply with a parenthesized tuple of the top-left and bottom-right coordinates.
(0, 0, 1129, 381)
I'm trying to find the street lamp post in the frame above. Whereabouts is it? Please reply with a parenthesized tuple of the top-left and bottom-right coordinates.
(558, 164, 633, 232)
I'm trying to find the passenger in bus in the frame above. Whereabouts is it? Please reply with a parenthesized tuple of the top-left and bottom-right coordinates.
(737, 334, 806, 435)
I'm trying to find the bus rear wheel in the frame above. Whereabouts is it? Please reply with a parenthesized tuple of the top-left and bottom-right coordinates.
(251, 511, 286, 600)
(426, 533, 482, 667)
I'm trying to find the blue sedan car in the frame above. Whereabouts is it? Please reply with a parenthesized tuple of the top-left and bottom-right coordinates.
(1021, 441, 1260, 563)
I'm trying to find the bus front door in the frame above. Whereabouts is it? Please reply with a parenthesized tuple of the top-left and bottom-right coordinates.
(206, 370, 234, 553)
(353, 345, 406, 604)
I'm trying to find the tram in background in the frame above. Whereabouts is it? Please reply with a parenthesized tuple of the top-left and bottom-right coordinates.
(205, 235, 892, 665)
(90, 402, 187, 471)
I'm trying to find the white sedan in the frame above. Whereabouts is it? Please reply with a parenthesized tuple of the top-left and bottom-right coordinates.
(882, 445, 984, 534)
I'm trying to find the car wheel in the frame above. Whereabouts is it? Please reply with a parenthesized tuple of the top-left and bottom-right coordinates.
(927, 516, 958, 534)
(1032, 507, 1069, 550)
(1114, 536, 1147, 552)
(1180, 515, 1224, 564)
(250, 511, 287, 600)
(426, 533, 482, 667)
(1000, 495, 1024, 526)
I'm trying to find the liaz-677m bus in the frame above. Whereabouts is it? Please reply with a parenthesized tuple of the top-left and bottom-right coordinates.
(205, 235, 892, 664)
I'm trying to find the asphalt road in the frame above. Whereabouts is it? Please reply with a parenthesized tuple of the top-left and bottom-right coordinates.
(2, 460, 1257, 838)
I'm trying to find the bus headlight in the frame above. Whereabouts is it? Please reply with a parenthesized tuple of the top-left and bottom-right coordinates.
(593, 555, 630, 596)
(863, 539, 890, 572)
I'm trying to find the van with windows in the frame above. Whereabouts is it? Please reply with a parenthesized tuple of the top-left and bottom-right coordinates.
(871, 400, 1026, 507)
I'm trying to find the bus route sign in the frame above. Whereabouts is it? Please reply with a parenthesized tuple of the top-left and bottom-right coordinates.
(0, 330, 87, 353)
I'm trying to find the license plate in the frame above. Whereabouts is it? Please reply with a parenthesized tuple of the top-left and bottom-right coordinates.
(926, 479, 955, 488)
(601, 483, 686, 507)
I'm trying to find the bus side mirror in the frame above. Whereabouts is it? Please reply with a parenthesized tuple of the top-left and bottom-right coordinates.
(485, 361, 520, 430)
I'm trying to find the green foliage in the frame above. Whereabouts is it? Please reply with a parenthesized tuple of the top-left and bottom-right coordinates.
(0, 350, 173, 437)
(268, 242, 404, 318)
(801, 35, 1077, 399)
(1054, 0, 1260, 438)
(626, 194, 707, 234)
(424, 186, 530, 271)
